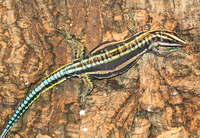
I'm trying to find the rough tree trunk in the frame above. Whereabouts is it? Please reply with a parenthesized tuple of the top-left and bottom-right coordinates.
(0, 0, 199, 138)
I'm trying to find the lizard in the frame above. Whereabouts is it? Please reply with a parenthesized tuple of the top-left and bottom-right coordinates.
(0, 30, 187, 138)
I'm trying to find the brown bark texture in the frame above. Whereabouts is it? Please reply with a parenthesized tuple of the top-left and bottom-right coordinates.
(0, 0, 200, 138)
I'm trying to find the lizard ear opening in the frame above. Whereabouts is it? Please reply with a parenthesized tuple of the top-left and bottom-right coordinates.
(151, 46, 179, 55)
(149, 41, 184, 55)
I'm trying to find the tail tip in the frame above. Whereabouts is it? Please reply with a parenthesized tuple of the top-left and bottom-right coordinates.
(0, 128, 9, 138)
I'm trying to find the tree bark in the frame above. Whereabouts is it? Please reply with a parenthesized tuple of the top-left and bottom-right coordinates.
(0, 0, 199, 137)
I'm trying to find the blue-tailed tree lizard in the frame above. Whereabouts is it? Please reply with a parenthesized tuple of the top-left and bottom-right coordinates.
(0, 30, 187, 138)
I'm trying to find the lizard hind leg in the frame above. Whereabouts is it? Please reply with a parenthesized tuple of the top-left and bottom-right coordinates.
(57, 28, 86, 59)
(78, 74, 94, 112)
(127, 26, 137, 35)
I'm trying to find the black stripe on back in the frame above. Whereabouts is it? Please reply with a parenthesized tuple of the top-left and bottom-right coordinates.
(87, 31, 145, 57)
(84, 43, 149, 79)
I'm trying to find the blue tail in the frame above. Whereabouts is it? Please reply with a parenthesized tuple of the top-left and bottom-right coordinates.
(0, 128, 10, 138)
(0, 68, 69, 137)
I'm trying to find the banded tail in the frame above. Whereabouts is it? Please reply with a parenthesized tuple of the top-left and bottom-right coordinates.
(0, 63, 76, 138)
